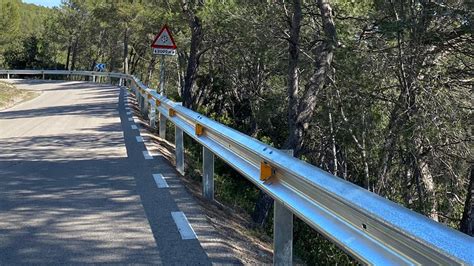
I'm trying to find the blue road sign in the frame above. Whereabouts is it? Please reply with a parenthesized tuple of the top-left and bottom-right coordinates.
(95, 63, 106, 72)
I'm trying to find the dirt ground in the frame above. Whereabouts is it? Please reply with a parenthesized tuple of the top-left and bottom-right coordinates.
(0, 80, 40, 110)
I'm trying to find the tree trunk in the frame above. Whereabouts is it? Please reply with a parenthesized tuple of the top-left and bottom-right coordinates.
(418, 157, 439, 222)
(284, 0, 302, 150)
(70, 38, 79, 71)
(123, 26, 129, 74)
(145, 55, 157, 86)
(65, 43, 71, 70)
(182, 0, 203, 109)
(284, 0, 337, 157)
(460, 167, 473, 236)
(328, 104, 338, 176)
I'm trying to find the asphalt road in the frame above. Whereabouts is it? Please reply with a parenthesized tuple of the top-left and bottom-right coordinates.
(0, 80, 239, 264)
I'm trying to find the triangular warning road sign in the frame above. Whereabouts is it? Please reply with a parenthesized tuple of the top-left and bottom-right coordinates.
(151, 25, 177, 49)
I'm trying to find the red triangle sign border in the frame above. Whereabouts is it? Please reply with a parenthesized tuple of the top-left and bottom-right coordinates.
(151, 25, 177, 49)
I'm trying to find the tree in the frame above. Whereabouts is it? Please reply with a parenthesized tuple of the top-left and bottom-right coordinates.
(253, 0, 338, 226)
(181, 0, 205, 108)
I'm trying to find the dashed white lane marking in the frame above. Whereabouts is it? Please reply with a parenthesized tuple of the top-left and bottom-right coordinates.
(152, 174, 169, 188)
(136, 136, 144, 142)
(171, 212, 197, 240)
(142, 150, 153, 160)
(128, 118, 133, 122)
(126, 111, 131, 115)
(131, 125, 138, 130)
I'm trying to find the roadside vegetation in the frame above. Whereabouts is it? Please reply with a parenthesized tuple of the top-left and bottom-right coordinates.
(0, 0, 471, 264)
(0, 81, 39, 110)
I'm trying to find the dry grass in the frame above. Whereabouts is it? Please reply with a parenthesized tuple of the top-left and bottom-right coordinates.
(0, 81, 40, 110)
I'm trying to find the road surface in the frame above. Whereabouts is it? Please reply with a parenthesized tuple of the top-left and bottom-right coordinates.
(0, 80, 239, 264)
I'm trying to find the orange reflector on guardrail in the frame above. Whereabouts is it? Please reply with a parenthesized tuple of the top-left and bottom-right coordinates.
(195, 124, 204, 136)
(156, 99, 161, 106)
(169, 108, 176, 117)
(260, 162, 273, 181)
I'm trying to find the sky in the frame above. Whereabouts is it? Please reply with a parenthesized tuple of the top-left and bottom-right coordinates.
(22, 0, 62, 8)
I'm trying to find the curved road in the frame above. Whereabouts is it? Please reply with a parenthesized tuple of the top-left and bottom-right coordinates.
(0, 80, 239, 264)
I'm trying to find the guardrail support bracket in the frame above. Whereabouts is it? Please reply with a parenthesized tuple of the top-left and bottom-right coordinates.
(202, 146, 214, 200)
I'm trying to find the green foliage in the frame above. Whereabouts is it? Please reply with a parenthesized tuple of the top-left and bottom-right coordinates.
(4, 35, 57, 69)
(0, 0, 56, 68)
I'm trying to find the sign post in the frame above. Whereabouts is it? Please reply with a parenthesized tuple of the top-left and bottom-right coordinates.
(159, 55, 165, 94)
(94, 63, 106, 83)
(151, 25, 177, 95)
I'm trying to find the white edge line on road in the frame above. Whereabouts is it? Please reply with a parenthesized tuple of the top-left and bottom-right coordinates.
(131, 125, 138, 130)
(152, 174, 169, 188)
(142, 150, 153, 160)
(136, 136, 144, 142)
(171, 211, 197, 240)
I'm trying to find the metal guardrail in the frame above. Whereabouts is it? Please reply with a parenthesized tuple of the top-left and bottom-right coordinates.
(0, 69, 128, 79)
(2, 70, 473, 265)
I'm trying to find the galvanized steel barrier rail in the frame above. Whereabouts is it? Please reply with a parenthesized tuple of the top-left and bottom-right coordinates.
(2, 69, 473, 265)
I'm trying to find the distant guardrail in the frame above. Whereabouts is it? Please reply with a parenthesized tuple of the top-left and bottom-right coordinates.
(2, 69, 473, 265)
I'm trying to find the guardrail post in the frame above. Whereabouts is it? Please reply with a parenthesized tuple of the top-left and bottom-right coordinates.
(149, 102, 156, 129)
(7, 73, 10, 79)
(175, 126, 184, 175)
(175, 103, 184, 175)
(274, 149, 294, 266)
(159, 112, 167, 139)
(139, 93, 145, 114)
(143, 95, 149, 118)
(42, 71, 45, 80)
(202, 146, 214, 200)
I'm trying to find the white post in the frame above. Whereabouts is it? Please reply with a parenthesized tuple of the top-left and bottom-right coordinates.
(7, 73, 10, 79)
(273, 149, 294, 266)
(202, 146, 214, 200)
